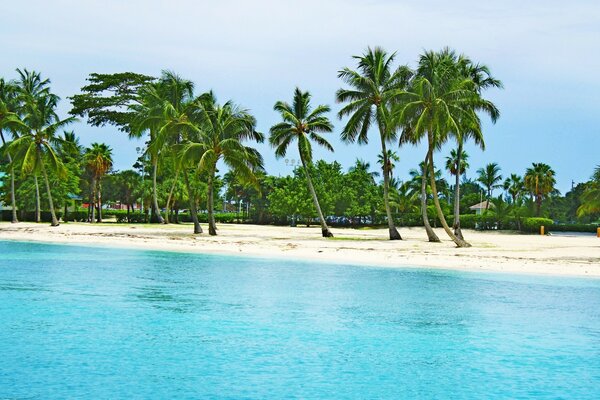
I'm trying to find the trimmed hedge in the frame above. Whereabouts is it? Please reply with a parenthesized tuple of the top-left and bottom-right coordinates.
(0, 210, 63, 223)
(550, 223, 599, 233)
(521, 217, 554, 233)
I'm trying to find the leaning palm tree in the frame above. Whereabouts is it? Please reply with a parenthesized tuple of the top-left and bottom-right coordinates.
(445, 148, 469, 238)
(270, 88, 334, 237)
(477, 162, 503, 210)
(181, 92, 263, 236)
(336, 47, 411, 240)
(9, 94, 75, 226)
(396, 49, 499, 247)
(524, 162, 556, 216)
(409, 161, 441, 242)
(84, 143, 113, 223)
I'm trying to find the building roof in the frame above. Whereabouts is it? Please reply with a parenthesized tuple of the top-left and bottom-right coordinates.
(469, 200, 495, 210)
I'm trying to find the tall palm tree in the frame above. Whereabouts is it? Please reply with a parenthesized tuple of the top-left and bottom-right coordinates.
(149, 71, 204, 231)
(524, 162, 556, 216)
(450, 57, 502, 237)
(84, 143, 113, 223)
(269, 88, 334, 237)
(15, 69, 58, 222)
(181, 92, 263, 236)
(0, 77, 25, 223)
(445, 148, 469, 238)
(477, 162, 503, 210)
(336, 47, 411, 240)
(9, 93, 75, 226)
(503, 173, 526, 204)
(396, 49, 499, 247)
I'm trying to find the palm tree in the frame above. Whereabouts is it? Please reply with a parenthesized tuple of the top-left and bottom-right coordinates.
(150, 71, 204, 231)
(377, 149, 400, 180)
(84, 143, 113, 223)
(450, 57, 502, 237)
(477, 162, 503, 210)
(0, 77, 25, 223)
(181, 92, 263, 236)
(524, 162, 556, 216)
(503, 173, 526, 204)
(9, 93, 75, 226)
(336, 47, 411, 240)
(409, 161, 442, 241)
(269, 88, 334, 237)
(445, 148, 469, 238)
(396, 49, 499, 247)
(577, 166, 600, 218)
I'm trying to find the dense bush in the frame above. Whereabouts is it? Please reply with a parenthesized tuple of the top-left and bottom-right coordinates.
(63, 210, 88, 222)
(550, 223, 599, 233)
(521, 217, 554, 233)
(0, 210, 63, 222)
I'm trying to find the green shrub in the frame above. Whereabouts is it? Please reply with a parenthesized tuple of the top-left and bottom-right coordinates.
(550, 223, 599, 233)
(521, 217, 554, 233)
(63, 210, 88, 222)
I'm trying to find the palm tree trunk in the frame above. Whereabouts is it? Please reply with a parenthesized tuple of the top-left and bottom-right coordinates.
(165, 167, 181, 224)
(0, 131, 18, 223)
(300, 157, 333, 237)
(151, 157, 165, 224)
(426, 142, 470, 248)
(453, 142, 464, 240)
(207, 169, 217, 236)
(183, 169, 202, 234)
(379, 138, 401, 240)
(34, 175, 41, 223)
(421, 158, 440, 242)
(39, 156, 59, 226)
(97, 181, 103, 223)
(90, 176, 96, 223)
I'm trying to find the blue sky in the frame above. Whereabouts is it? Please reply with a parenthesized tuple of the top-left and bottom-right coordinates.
(2, 0, 599, 194)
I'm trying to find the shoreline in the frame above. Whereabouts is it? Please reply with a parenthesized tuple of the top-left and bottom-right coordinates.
(1, 222, 599, 278)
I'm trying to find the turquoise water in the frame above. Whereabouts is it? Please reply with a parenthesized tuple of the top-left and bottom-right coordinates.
(1, 241, 599, 399)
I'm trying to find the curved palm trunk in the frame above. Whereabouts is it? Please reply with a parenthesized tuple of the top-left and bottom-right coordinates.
(426, 142, 470, 248)
(300, 157, 333, 238)
(34, 175, 41, 223)
(0, 131, 18, 223)
(39, 155, 59, 226)
(151, 158, 165, 224)
(207, 169, 217, 236)
(90, 176, 96, 223)
(379, 138, 401, 240)
(421, 158, 440, 242)
(165, 167, 181, 224)
(453, 142, 464, 240)
(183, 169, 202, 234)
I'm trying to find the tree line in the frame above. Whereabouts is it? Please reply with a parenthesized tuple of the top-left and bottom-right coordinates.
(1, 48, 599, 244)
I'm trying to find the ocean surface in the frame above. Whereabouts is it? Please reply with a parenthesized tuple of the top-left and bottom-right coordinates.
(1, 240, 599, 399)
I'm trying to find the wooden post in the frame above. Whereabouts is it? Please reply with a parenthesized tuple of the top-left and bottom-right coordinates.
(597, 227, 600, 237)
(540, 225, 545, 235)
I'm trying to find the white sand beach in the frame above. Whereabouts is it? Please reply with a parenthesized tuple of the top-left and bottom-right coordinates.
(1, 222, 599, 277)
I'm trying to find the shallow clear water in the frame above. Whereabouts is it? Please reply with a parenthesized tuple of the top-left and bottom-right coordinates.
(1, 240, 599, 399)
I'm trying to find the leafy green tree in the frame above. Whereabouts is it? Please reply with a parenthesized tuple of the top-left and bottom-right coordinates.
(182, 92, 263, 235)
(524, 162, 556, 216)
(269, 88, 334, 237)
(336, 47, 411, 240)
(57, 131, 83, 219)
(477, 162, 503, 209)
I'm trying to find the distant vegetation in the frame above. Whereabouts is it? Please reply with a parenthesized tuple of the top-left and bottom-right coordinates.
(1, 49, 598, 242)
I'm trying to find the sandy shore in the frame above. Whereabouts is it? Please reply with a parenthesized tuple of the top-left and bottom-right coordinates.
(1, 222, 599, 277)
